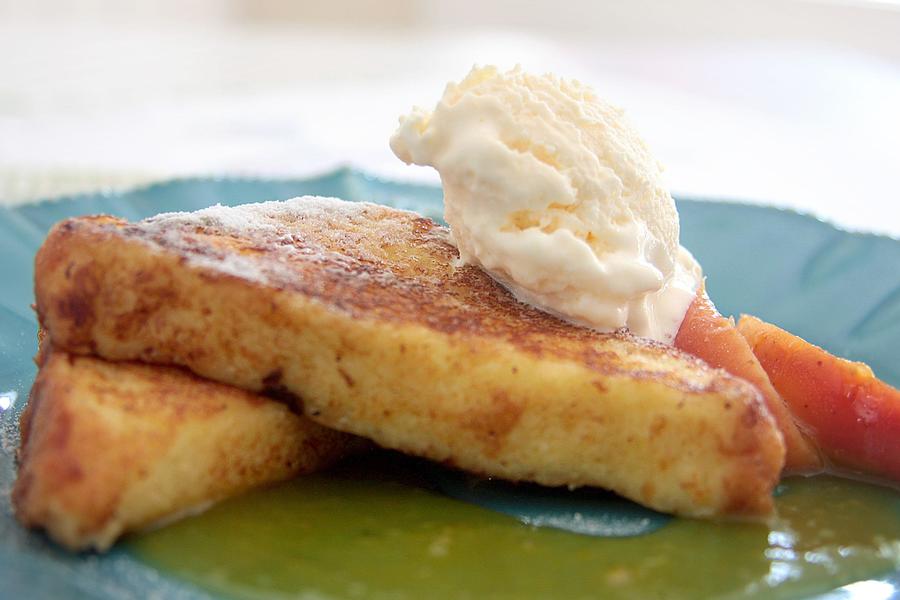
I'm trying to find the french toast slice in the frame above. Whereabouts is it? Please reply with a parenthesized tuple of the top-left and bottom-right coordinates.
(35, 197, 785, 518)
(13, 340, 365, 551)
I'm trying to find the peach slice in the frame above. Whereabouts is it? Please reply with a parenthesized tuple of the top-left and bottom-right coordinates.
(737, 315, 900, 483)
(675, 287, 822, 473)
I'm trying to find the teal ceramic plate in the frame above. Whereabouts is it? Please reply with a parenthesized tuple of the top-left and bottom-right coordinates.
(1, 169, 898, 599)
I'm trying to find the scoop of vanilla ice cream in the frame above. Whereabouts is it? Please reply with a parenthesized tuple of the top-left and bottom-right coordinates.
(390, 66, 701, 342)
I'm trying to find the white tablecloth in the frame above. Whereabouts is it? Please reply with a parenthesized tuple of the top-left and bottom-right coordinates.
(2, 23, 899, 237)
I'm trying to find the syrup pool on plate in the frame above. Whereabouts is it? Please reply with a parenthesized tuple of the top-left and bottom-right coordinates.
(129, 452, 900, 600)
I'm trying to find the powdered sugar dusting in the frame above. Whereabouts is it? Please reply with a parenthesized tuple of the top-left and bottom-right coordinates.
(131, 196, 429, 289)
(143, 196, 376, 238)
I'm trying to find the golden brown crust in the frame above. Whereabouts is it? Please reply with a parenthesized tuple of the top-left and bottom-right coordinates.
(13, 344, 365, 551)
(34, 198, 786, 518)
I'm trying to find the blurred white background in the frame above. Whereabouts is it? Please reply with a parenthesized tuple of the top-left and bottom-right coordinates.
(1, 0, 899, 235)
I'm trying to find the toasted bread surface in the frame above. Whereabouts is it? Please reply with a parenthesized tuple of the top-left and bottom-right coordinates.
(35, 197, 785, 518)
(13, 345, 363, 551)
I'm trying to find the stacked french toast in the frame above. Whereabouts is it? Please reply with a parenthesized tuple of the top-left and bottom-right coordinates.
(14, 196, 900, 551)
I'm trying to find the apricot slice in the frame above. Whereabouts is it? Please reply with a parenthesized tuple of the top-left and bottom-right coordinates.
(738, 315, 900, 483)
(675, 287, 822, 473)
